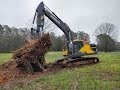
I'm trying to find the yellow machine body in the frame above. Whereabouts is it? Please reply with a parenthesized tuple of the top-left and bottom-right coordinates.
(79, 44, 94, 54)
(62, 40, 96, 56)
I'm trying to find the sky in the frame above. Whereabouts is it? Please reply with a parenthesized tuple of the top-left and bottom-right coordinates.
(0, 0, 120, 42)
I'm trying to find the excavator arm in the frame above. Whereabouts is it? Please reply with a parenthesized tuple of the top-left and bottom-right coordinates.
(31, 2, 73, 42)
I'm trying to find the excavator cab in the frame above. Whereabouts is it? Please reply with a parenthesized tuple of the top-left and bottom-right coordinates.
(67, 41, 84, 56)
(62, 40, 97, 57)
(73, 41, 84, 54)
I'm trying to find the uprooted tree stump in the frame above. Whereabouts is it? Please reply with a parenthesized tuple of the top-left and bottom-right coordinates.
(12, 34, 52, 72)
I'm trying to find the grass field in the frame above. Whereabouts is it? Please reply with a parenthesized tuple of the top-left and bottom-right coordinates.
(0, 52, 120, 90)
(0, 53, 12, 64)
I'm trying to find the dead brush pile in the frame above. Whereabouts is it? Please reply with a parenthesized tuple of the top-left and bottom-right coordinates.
(12, 34, 52, 72)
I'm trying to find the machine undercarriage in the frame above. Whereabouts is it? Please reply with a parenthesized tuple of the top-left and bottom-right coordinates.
(54, 56, 99, 68)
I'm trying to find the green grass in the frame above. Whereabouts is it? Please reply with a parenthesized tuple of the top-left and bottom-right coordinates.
(0, 52, 62, 64)
(0, 53, 12, 64)
(0, 52, 120, 90)
(45, 51, 63, 63)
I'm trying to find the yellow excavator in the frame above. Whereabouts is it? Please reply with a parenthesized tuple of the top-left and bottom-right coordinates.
(31, 2, 99, 67)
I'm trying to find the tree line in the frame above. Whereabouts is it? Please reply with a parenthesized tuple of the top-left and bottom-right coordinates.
(0, 24, 90, 52)
(0, 25, 27, 52)
(0, 22, 120, 53)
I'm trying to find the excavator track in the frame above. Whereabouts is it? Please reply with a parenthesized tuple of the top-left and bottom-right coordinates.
(54, 57, 99, 68)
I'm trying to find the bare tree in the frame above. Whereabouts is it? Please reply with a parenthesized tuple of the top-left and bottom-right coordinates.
(95, 23, 119, 40)
(95, 22, 119, 52)
(43, 17, 57, 33)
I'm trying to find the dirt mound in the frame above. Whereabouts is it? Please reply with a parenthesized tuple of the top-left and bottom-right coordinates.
(0, 60, 61, 85)
(0, 61, 20, 84)
(0, 34, 53, 84)
(12, 34, 52, 72)
(0, 34, 61, 85)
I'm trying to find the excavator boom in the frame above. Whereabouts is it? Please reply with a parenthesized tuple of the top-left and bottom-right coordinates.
(32, 2, 73, 42)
